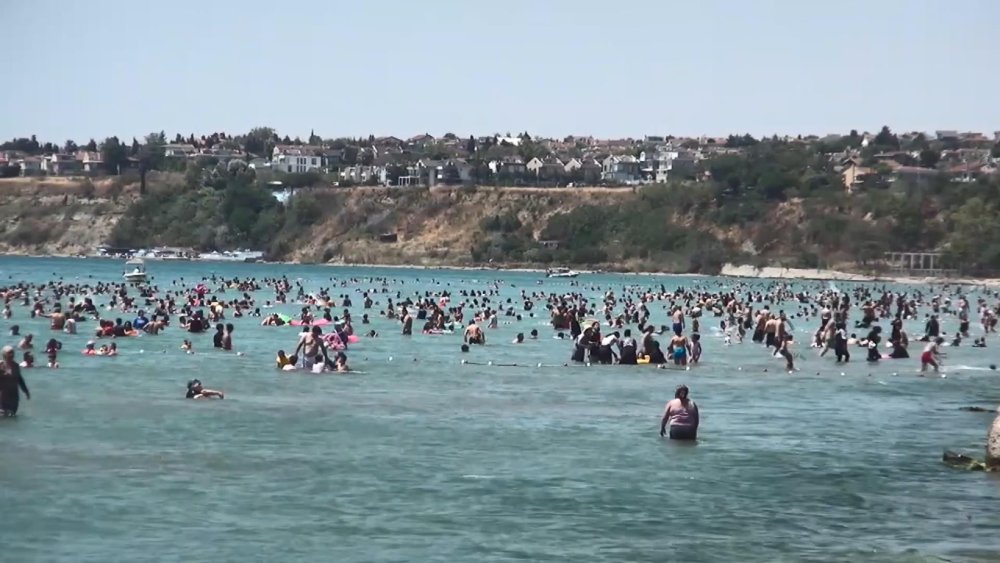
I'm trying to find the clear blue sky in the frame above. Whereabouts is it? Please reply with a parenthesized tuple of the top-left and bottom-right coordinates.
(3, 0, 998, 143)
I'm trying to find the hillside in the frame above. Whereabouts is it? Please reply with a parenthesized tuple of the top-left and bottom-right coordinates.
(0, 177, 137, 255)
(2, 158, 999, 277)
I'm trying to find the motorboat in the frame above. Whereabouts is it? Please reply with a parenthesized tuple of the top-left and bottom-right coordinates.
(123, 258, 148, 283)
(198, 250, 265, 262)
(546, 267, 580, 278)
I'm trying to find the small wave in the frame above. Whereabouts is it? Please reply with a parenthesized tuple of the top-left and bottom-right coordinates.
(946, 365, 994, 372)
(461, 474, 497, 480)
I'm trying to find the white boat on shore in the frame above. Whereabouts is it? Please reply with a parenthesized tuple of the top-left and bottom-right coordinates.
(123, 258, 148, 283)
(199, 250, 265, 263)
(546, 268, 580, 278)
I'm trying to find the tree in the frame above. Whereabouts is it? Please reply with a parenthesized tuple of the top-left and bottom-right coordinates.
(442, 164, 461, 185)
(100, 137, 129, 175)
(873, 125, 899, 149)
(130, 137, 141, 156)
(64, 140, 78, 154)
(466, 135, 476, 154)
(906, 132, 929, 151)
(243, 126, 276, 156)
(919, 148, 941, 169)
(945, 197, 1000, 273)
(992, 143, 1000, 158)
(137, 131, 167, 194)
(85, 138, 98, 152)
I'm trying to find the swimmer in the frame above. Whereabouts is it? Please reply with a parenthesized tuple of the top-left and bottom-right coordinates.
(83, 341, 97, 355)
(185, 379, 224, 399)
(181, 339, 193, 352)
(513, 333, 525, 344)
(19, 351, 34, 368)
(311, 354, 328, 373)
(777, 334, 794, 371)
(223, 323, 234, 351)
(660, 384, 698, 440)
(0, 345, 30, 416)
(690, 333, 703, 364)
(282, 355, 299, 371)
(276, 349, 291, 369)
(45, 338, 61, 368)
(921, 337, 945, 373)
(333, 352, 350, 373)
(464, 320, 485, 345)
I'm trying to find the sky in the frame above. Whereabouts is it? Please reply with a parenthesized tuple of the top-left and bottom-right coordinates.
(2, 0, 999, 143)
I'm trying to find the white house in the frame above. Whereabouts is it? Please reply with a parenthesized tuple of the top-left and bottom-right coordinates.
(640, 148, 680, 183)
(40, 153, 83, 176)
(271, 145, 324, 174)
(76, 151, 103, 173)
(601, 155, 641, 184)
(164, 144, 197, 158)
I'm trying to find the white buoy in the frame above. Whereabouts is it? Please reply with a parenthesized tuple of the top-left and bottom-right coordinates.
(537, 363, 542, 367)
(941, 374, 947, 378)
(488, 361, 493, 366)
(461, 359, 467, 364)
(685, 366, 690, 371)
(139, 349, 144, 354)
(840, 372, 845, 376)
(388, 356, 393, 362)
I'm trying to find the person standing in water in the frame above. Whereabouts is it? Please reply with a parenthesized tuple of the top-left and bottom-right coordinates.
(777, 334, 794, 372)
(660, 384, 699, 440)
(0, 345, 30, 416)
(921, 337, 945, 373)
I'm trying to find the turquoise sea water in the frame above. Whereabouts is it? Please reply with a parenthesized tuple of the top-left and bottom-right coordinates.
(2, 256, 1000, 562)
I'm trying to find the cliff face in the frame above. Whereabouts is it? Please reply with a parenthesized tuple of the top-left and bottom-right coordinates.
(0, 178, 137, 256)
(0, 178, 808, 271)
(282, 186, 637, 265)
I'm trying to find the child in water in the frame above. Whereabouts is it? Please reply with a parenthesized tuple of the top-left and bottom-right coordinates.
(45, 338, 61, 368)
(276, 349, 291, 369)
(690, 333, 702, 364)
(778, 334, 794, 372)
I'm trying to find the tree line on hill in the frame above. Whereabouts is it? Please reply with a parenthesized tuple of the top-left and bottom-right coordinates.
(7, 125, 999, 274)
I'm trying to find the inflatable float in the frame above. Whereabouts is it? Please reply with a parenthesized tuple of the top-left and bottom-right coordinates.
(290, 318, 331, 327)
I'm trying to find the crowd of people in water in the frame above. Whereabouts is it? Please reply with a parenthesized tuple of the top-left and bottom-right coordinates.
(1, 270, 999, 441)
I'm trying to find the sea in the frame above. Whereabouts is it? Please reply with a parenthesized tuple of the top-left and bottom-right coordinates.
(2, 256, 1000, 563)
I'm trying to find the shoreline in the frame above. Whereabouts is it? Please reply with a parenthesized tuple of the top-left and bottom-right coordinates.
(3, 252, 999, 287)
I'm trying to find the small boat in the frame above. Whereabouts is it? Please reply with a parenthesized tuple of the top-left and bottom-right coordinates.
(123, 258, 148, 283)
(546, 267, 580, 278)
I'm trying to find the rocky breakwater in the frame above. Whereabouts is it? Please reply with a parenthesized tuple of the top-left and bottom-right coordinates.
(943, 407, 1000, 472)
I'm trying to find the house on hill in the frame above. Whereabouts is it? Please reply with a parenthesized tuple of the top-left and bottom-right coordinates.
(271, 145, 324, 174)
